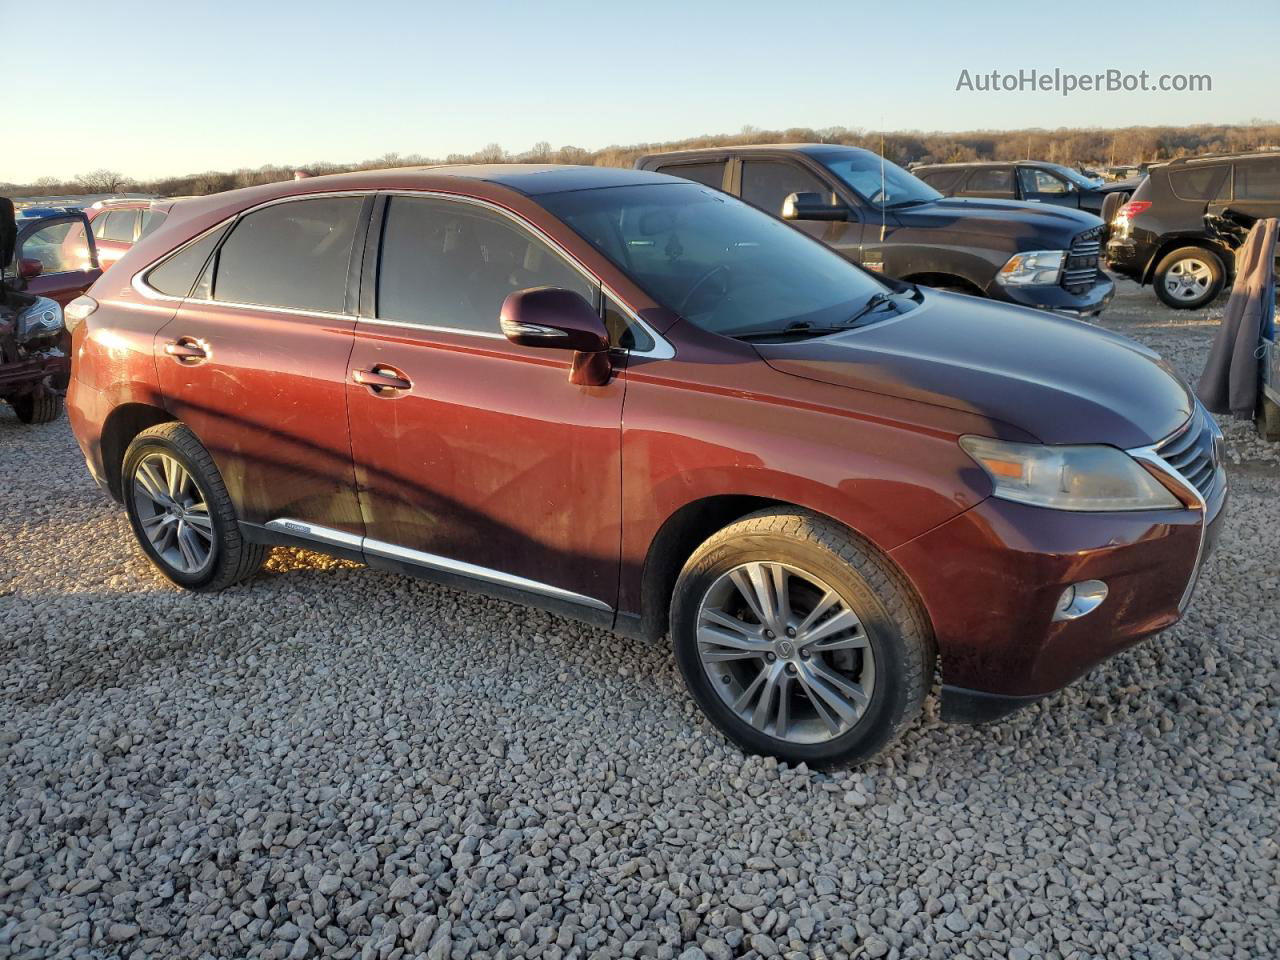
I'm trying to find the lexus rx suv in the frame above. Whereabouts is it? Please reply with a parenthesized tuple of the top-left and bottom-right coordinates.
(67, 166, 1225, 766)
(87, 198, 171, 271)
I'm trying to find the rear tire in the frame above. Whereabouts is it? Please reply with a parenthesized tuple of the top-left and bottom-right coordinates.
(122, 422, 266, 591)
(1153, 246, 1225, 310)
(670, 508, 933, 768)
(10, 391, 63, 424)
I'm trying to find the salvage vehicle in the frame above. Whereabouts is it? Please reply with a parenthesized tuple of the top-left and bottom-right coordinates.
(1107, 152, 1280, 309)
(913, 161, 1139, 216)
(2, 201, 98, 423)
(67, 166, 1224, 766)
(636, 145, 1115, 316)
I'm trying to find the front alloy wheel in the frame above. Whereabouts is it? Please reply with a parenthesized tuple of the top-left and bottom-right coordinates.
(696, 562, 876, 743)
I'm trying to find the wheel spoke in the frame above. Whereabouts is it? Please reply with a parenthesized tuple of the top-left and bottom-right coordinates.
(732, 562, 788, 632)
(732, 665, 770, 713)
(184, 508, 213, 539)
(175, 522, 201, 570)
(135, 461, 169, 506)
(794, 589, 841, 636)
(806, 659, 870, 711)
(729, 566, 770, 625)
(164, 456, 190, 502)
(796, 606, 861, 648)
(751, 664, 783, 729)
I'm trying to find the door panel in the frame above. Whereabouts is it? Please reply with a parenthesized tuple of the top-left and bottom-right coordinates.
(155, 303, 363, 531)
(347, 325, 624, 607)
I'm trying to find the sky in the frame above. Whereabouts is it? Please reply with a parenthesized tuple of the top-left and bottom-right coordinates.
(8, 0, 1278, 183)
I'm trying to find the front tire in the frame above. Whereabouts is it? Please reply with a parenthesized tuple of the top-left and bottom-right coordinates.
(122, 422, 266, 591)
(670, 509, 933, 768)
(1153, 246, 1225, 310)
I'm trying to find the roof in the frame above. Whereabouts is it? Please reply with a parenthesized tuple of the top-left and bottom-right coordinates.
(637, 143, 875, 162)
(1163, 150, 1280, 166)
(422, 163, 671, 195)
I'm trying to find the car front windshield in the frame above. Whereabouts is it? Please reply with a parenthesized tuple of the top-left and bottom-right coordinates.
(1046, 163, 1103, 189)
(821, 153, 942, 209)
(536, 182, 892, 339)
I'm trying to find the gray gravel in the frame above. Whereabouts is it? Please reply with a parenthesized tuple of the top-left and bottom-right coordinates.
(1, 279, 1277, 959)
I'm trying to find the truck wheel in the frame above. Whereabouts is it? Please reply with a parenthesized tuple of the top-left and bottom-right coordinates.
(122, 422, 267, 591)
(1154, 247, 1225, 310)
(670, 508, 933, 768)
(10, 391, 64, 424)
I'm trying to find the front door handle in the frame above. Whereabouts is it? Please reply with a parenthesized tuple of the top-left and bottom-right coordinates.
(164, 337, 208, 363)
(353, 366, 412, 394)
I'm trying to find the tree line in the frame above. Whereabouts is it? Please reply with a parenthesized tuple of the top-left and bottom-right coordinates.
(6, 122, 1278, 199)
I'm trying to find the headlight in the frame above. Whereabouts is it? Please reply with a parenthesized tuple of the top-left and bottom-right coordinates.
(996, 250, 1065, 286)
(960, 436, 1181, 511)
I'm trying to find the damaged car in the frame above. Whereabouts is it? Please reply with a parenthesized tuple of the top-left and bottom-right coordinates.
(1, 200, 100, 423)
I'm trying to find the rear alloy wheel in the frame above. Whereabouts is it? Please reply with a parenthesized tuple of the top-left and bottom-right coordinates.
(122, 422, 266, 590)
(1154, 247, 1224, 310)
(671, 509, 932, 768)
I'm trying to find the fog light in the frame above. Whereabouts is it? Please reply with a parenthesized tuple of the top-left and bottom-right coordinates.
(1053, 580, 1108, 622)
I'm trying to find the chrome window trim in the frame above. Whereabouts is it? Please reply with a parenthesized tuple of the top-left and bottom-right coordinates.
(264, 518, 612, 611)
(1125, 407, 1223, 613)
(131, 187, 676, 358)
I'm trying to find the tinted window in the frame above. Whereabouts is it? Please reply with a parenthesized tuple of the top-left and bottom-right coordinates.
(1234, 159, 1280, 200)
(655, 161, 727, 190)
(1168, 165, 1230, 201)
(377, 196, 596, 335)
(214, 197, 363, 313)
(146, 226, 228, 298)
(91, 214, 110, 239)
(823, 153, 941, 209)
(537, 182, 891, 340)
(963, 168, 1015, 196)
(740, 160, 833, 216)
(1019, 168, 1068, 195)
(19, 220, 91, 274)
(139, 210, 167, 239)
(919, 169, 965, 192)
(102, 210, 138, 242)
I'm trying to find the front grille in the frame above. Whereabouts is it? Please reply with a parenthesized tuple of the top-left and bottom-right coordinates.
(1062, 226, 1103, 293)
(1156, 407, 1219, 498)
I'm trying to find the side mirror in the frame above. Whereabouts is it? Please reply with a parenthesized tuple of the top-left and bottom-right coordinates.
(18, 257, 43, 280)
(500, 286, 612, 386)
(781, 192, 848, 222)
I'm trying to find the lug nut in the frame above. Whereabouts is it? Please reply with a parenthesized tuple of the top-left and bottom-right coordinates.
(766, 653, 776, 662)
(764, 630, 775, 640)
(786, 663, 797, 675)
(800, 649, 810, 660)
(786, 628, 796, 638)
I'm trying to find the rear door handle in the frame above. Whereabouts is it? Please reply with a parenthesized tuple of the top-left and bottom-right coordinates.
(164, 337, 208, 362)
(352, 366, 412, 394)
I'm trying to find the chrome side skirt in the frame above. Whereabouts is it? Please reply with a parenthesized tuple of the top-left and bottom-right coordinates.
(264, 518, 612, 612)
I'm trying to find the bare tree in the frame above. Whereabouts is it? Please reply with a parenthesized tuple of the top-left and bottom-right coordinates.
(75, 169, 132, 193)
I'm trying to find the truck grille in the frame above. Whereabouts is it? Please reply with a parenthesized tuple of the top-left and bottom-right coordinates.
(1156, 406, 1219, 498)
(1061, 227, 1103, 293)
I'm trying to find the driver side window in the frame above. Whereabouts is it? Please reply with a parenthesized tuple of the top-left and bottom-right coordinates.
(1019, 168, 1068, 195)
(376, 196, 597, 335)
(740, 160, 835, 217)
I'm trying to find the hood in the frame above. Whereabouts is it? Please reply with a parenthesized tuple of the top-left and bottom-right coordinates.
(755, 291, 1192, 448)
(895, 197, 1103, 245)
(1097, 177, 1144, 195)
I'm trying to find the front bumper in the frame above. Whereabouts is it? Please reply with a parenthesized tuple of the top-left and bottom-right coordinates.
(989, 273, 1116, 317)
(892, 471, 1226, 721)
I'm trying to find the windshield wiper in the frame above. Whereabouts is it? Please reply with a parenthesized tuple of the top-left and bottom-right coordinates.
(734, 321, 851, 342)
(842, 289, 918, 327)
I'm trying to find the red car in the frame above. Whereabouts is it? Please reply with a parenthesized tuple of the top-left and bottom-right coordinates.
(86, 198, 171, 271)
(65, 166, 1226, 766)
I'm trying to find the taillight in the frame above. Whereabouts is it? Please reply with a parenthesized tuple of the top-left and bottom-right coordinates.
(64, 295, 98, 334)
(1116, 200, 1151, 221)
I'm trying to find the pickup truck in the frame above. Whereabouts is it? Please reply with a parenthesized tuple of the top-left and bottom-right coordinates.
(636, 144, 1115, 315)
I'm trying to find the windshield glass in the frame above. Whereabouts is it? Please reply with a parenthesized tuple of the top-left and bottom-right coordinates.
(821, 152, 942, 209)
(536, 182, 892, 339)
(1045, 163, 1103, 189)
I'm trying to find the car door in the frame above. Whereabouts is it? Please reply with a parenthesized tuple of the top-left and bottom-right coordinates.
(14, 213, 101, 305)
(153, 194, 368, 535)
(737, 157, 866, 264)
(346, 193, 624, 613)
(1017, 166, 1078, 208)
(958, 167, 1017, 201)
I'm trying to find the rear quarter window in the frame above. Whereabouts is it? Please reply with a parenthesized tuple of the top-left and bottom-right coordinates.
(654, 161, 727, 190)
(145, 226, 229, 298)
(1234, 159, 1280, 200)
(919, 169, 965, 192)
(1168, 165, 1229, 201)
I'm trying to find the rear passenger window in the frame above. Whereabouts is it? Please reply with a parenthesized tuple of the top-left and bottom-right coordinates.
(213, 197, 363, 313)
(102, 211, 138, 242)
(655, 161, 727, 190)
(139, 210, 167, 239)
(146, 226, 228, 298)
(963, 168, 1016, 196)
(1168, 165, 1230, 201)
(1234, 160, 1280, 200)
(740, 160, 833, 216)
(920, 169, 964, 192)
(376, 196, 597, 335)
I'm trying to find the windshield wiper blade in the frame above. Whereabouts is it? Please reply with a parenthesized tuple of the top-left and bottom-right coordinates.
(842, 289, 917, 327)
(734, 321, 851, 342)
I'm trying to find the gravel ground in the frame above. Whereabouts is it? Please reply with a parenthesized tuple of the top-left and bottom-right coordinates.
(1, 279, 1277, 960)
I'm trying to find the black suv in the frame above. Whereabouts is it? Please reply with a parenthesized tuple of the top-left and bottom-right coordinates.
(1106, 152, 1280, 309)
(637, 145, 1114, 315)
(913, 161, 1138, 217)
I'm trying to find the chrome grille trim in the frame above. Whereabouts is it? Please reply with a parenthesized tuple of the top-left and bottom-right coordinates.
(1062, 227, 1103, 293)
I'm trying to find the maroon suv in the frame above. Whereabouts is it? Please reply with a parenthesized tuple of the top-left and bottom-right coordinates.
(65, 166, 1226, 766)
